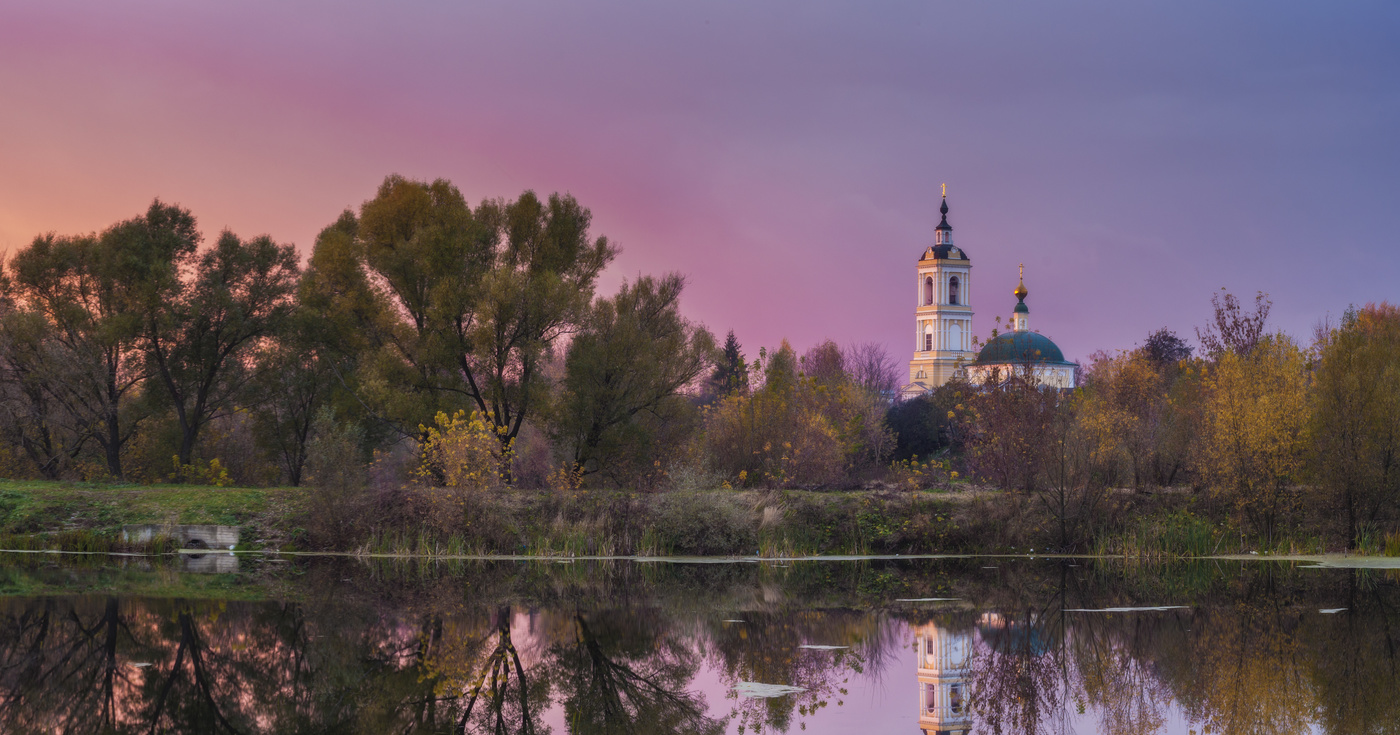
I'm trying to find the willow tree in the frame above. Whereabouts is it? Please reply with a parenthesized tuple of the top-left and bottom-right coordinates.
(0, 201, 200, 478)
(302, 175, 616, 476)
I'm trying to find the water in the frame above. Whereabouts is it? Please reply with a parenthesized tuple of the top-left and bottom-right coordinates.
(1, 552, 1397, 734)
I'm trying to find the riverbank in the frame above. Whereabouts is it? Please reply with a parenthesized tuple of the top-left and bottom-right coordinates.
(1, 479, 1394, 558)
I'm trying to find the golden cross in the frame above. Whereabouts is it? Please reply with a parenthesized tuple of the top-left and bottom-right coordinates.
(941, 183, 946, 198)
(1019, 263, 1024, 280)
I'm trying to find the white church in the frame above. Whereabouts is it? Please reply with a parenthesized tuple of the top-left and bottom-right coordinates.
(900, 191, 1076, 400)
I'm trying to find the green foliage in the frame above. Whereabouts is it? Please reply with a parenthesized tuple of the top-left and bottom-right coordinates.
(552, 273, 715, 486)
(1098, 510, 1227, 559)
(886, 381, 966, 461)
(710, 329, 749, 397)
(303, 176, 618, 470)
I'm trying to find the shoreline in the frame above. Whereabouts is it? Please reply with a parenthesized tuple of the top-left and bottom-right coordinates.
(3, 547, 1397, 567)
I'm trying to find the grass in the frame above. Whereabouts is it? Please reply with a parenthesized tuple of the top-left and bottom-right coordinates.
(0, 479, 305, 551)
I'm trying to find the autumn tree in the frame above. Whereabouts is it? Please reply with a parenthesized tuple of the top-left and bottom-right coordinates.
(964, 370, 1051, 494)
(703, 339, 893, 487)
(1199, 334, 1309, 547)
(551, 273, 715, 485)
(302, 176, 616, 481)
(800, 339, 845, 385)
(1309, 303, 1400, 549)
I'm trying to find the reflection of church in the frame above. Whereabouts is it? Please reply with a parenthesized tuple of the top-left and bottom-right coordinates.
(914, 623, 972, 735)
(901, 190, 1076, 399)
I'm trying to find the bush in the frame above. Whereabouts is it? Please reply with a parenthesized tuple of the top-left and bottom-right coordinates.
(650, 491, 756, 555)
(418, 411, 508, 490)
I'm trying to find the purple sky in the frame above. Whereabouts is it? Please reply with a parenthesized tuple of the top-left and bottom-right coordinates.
(2, 1, 1397, 364)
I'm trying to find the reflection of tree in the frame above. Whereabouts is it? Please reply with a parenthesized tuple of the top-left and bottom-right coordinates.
(548, 611, 722, 735)
(1070, 610, 1173, 735)
(0, 597, 146, 733)
(425, 606, 547, 735)
(1305, 572, 1400, 735)
(1176, 605, 1314, 735)
(143, 608, 246, 733)
(964, 564, 1075, 735)
(708, 612, 879, 734)
(968, 609, 1066, 735)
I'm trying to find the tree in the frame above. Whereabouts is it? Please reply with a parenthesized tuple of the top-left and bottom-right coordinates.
(0, 201, 198, 478)
(142, 228, 301, 469)
(843, 341, 901, 403)
(0, 306, 86, 478)
(1200, 334, 1309, 548)
(885, 381, 965, 461)
(248, 315, 339, 486)
(800, 339, 845, 385)
(1309, 303, 1400, 549)
(1196, 289, 1271, 359)
(303, 176, 616, 481)
(1140, 327, 1192, 368)
(709, 330, 749, 397)
(1080, 350, 1175, 489)
(964, 370, 1050, 495)
(703, 339, 893, 487)
(553, 274, 715, 483)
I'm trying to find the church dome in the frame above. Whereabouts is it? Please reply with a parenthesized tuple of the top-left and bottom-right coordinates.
(974, 331, 1071, 366)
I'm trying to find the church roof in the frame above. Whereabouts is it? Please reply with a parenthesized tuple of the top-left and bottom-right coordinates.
(921, 196, 968, 260)
(974, 331, 1072, 366)
(926, 243, 967, 260)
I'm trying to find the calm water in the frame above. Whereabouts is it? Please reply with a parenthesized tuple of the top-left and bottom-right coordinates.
(0, 553, 1396, 734)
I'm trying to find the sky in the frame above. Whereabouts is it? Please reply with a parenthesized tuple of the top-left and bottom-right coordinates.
(2, 0, 1397, 365)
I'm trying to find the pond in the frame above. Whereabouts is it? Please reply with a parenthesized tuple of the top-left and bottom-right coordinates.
(0, 552, 1397, 734)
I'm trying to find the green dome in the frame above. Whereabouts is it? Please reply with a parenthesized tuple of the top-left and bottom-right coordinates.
(975, 331, 1071, 366)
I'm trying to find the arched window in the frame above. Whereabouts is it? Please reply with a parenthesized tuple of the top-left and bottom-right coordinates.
(924, 332, 933, 352)
(949, 276, 960, 305)
(924, 276, 934, 305)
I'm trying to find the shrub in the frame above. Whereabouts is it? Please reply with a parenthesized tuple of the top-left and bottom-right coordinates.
(418, 411, 509, 490)
(650, 492, 756, 555)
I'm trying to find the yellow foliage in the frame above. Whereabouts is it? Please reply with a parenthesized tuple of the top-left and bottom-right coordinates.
(417, 410, 511, 490)
(1200, 335, 1309, 546)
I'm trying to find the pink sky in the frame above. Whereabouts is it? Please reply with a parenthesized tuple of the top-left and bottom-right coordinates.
(2, 1, 1397, 364)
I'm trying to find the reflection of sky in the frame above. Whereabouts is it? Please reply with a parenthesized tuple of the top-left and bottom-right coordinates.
(541, 618, 1303, 734)
(2, 2, 1398, 362)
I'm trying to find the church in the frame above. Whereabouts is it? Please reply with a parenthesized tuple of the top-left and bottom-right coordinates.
(900, 191, 1076, 400)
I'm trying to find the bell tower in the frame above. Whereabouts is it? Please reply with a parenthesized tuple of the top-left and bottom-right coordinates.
(905, 187, 975, 395)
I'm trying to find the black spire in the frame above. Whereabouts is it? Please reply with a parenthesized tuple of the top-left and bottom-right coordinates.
(936, 195, 952, 231)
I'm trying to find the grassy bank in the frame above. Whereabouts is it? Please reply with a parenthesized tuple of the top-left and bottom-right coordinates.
(0, 479, 303, 549)
(1, 479, 1395, 558)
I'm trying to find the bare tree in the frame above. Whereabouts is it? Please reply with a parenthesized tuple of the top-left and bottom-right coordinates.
(842, 341, 901, 402)
(1196, 289, 1271, 359)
